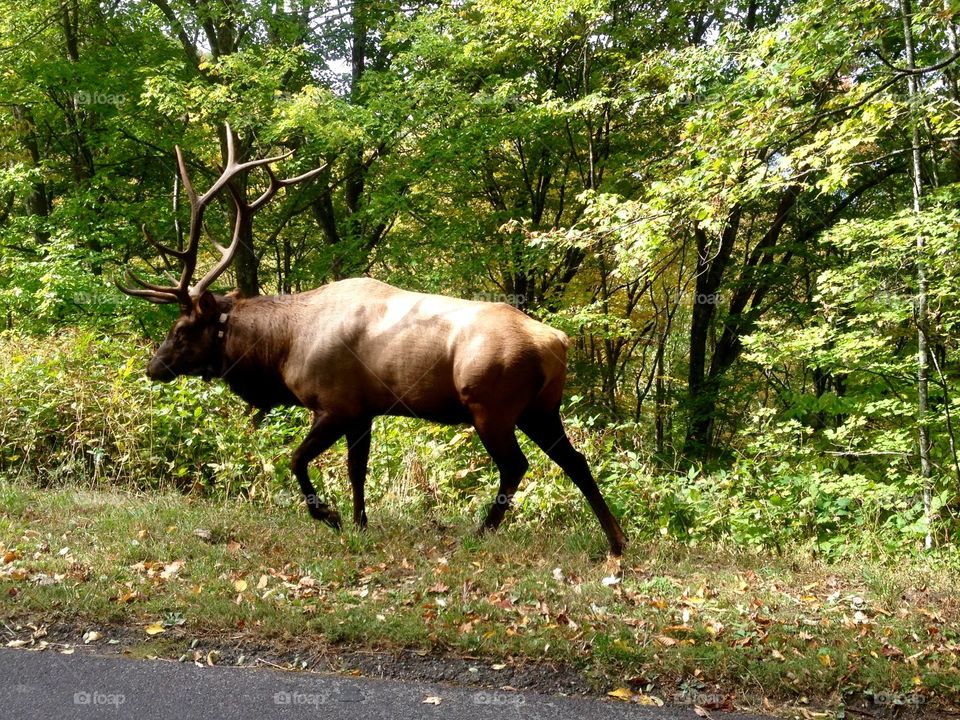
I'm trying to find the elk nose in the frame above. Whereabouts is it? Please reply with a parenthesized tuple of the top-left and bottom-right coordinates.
(146, 357, 175, 382)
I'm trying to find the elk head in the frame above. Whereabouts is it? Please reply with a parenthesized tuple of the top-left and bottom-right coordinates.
(118, 125, 323, 382)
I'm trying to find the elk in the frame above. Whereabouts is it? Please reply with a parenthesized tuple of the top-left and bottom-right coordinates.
(118, 127, 627, 557)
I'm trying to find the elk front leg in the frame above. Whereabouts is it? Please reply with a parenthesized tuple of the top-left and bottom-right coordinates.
(346, 420, 372, 528)
(291, 414, 345, 529)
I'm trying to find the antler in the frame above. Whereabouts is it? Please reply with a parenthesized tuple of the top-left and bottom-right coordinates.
(117, 124, 325, 305)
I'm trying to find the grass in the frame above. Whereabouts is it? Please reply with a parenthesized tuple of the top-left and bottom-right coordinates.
(1, 479, 959, 716)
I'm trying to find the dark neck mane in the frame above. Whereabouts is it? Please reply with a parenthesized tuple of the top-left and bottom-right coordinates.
(218, 295, 302, 410)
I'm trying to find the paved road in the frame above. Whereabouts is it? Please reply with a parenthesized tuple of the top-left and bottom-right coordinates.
(0, 647, 769, 720)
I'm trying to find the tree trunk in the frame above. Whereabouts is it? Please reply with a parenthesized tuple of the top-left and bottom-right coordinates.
(11, 106, 50, 244)
(900, 0, 933, 549)
(683, 208, 741, 457)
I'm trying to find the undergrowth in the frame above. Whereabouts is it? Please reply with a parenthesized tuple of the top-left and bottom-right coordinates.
(0, 329, 954, 557)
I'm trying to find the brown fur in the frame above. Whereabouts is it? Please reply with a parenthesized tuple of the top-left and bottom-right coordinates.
(144, 278, 627, 555)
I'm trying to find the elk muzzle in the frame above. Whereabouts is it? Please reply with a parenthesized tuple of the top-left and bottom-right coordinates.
(146, 353, 178, 382)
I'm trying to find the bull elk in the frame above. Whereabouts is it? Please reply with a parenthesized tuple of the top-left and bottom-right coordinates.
(118, 126, 627, 556)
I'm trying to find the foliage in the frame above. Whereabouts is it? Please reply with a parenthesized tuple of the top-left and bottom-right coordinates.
(0, 330, 955, 554)
(1, 0, 960, 552)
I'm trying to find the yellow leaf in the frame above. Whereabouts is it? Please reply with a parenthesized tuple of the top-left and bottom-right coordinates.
(607, 687, 634, 701)
(638, 694, 665, 707)
(145, 623, 166, 636)
(818, 652, 833, 667)
(234, 579, 248, 592)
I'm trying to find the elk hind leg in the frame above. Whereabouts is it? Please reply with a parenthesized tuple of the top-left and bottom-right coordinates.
(519, 409, 627, 556)
(473, 411, 529, 534)
(346, 420, 372, 528)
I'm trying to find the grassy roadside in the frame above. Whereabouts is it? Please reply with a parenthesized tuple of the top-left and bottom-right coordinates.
(1, 480, 958, 716)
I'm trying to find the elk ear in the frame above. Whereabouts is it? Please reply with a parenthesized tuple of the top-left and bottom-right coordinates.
(194, 291, 219, 319)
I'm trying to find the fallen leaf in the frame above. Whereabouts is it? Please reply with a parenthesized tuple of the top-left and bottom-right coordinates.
(82, 631, 102, 644)
(160, 561, 184, 580)
(637, 695, 665, 707)
(422, 696, 442, 705)
(6, 640, 29, 648)
(608, 687, 634, 701)
(234, 579, 248, 592)
(145, 623, 166, 636)
(491, 663, 506, 670)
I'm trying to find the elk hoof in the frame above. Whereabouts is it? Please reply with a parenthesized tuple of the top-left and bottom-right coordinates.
(323, 509, 342, 531)
(306, 500, 341, 530)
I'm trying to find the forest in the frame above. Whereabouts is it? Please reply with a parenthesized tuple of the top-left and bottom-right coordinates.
(4, 0, 960, 711)
(3, 0, 960, 558)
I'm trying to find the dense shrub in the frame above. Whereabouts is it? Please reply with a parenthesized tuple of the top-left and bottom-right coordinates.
(0, 330, 953, 555)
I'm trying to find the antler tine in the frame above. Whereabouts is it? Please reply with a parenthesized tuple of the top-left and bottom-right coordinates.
(142, 224, 188, 260)
(120, 124, 324, 305)
(191, 181, 249, 297)
(190, 132, 323, 296)
(196, 125, 294, 206)
(115, 285, 177, 304)
(114, 270, 183, 304)
(249, 162, 328, 212)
